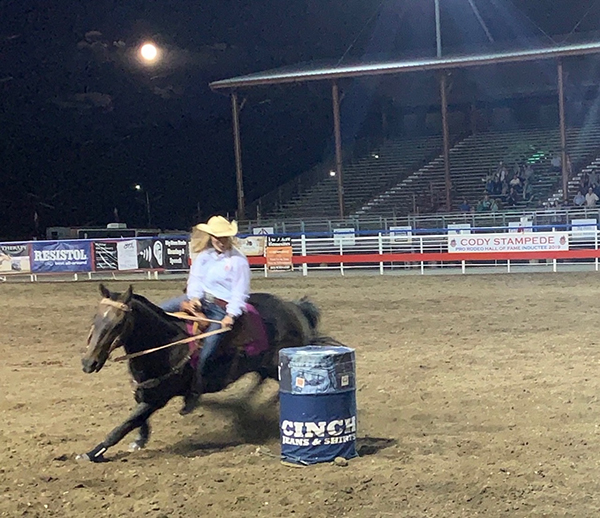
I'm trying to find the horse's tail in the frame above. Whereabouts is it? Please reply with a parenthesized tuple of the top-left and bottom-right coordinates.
(295, 296, 320, 331)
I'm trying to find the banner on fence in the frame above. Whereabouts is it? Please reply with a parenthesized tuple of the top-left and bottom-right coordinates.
(164, 238, 189, 269)
(448, 232, 569, 253)
(137, 239, 164, 269)
(266, 236, 293, 271)
(333, 228, 356, 247)
(31, 241, 92, 272)
(117, 240, 138, 270)
(238, 236, 266, 257)
(93, 242, 118, 270)
(447, 223, 471, 235)
(571, 219, 597, 240)
(0, 244, 31, 274)
(389, 226, 412, 243)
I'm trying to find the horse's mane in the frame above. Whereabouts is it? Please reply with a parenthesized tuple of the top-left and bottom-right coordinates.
(130, 293, 187, 333)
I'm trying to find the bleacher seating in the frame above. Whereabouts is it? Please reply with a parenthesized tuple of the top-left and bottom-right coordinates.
(270, 136, 443, 219)
(355, 127, 569, 217)
(263, 125, 600, 222)
(544, 125, 600, 204)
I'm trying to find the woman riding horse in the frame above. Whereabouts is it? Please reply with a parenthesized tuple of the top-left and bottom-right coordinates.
(80, 284, 320, 462)
(161, 215, 251, 415)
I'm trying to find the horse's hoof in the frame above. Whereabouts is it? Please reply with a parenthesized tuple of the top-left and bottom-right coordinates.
(76, 452, 107, 463)
(128, 441, 143, 452)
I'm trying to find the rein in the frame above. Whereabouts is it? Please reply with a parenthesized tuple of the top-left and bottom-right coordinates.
(112, 326, 230, 362)
(166, 311, 222, 325)
(96, 297, 230, 363)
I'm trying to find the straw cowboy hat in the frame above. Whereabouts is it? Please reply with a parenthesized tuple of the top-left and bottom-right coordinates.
(194, 215, 238, 237)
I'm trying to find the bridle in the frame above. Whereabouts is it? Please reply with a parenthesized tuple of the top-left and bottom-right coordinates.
(85, 298, 133, 358)
(96, 297, 230, 362)
(100, 298, 131, 313)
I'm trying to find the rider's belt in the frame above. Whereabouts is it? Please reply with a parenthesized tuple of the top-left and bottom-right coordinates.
(204, 293, 228, 310)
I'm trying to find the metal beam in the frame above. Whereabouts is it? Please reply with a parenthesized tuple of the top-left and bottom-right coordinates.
(210, 42, 600, 90)
(332, 82, 345, 219)
(440, 73, 452, 211)
(557, 60, 568, 202)
(231, 92, 245, 219)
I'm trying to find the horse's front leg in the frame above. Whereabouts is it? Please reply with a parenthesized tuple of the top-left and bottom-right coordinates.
(77, 402, 159, 462)
(128, 420, 151, 452)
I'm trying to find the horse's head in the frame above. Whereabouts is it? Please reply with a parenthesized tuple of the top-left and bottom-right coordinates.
(82, 284, 134, 373)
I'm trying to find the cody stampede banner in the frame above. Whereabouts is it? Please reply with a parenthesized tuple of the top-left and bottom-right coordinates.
(0, 244, 31, 274)
(448, 232, 569, 253)
(31, 241, 92, 273)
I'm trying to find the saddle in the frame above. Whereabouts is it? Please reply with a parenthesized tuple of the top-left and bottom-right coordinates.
(184, 303, 269, 369)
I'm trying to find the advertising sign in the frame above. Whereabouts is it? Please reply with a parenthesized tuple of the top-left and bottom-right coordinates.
(571, 219, 597, 240)
(266, 236, 293, 271)
(448, 232, 569, 253)
(333, 228, 356, 247)
(389, 226, 412, 243)
(93, 241, 118, 271)
(238, 236, 266, 257)
(117, 240, 138, 270)
(253, 227, 274, 236)
(447, 223, 471, 235)
(137, 239, 164, 269)
(0, 244, 31, 274)
(164, 238, 189, 269)
(31, 241, 92, 273)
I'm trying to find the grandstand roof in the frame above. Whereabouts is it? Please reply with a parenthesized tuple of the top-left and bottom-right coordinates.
(210, 41, 600, 91)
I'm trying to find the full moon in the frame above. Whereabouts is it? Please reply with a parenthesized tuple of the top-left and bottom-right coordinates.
(140, 43, 158, 62)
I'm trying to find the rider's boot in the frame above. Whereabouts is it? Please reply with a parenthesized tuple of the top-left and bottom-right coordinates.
(180, 370, 204, 416)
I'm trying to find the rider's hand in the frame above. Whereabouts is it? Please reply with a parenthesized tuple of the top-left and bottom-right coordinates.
(221, 314, 235, 328)
(180, 300, 201, 314)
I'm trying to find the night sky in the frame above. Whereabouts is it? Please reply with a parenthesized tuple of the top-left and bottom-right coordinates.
(1, 0, 599, 239)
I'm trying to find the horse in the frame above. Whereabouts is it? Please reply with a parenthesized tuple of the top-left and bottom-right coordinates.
(79, 283, 320, 462)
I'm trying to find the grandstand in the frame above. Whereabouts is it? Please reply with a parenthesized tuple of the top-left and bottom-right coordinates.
(270, 135, 444, 219)
(260, 124, 600, 222)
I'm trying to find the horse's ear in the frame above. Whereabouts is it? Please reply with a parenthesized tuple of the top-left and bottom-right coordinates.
(99, 283, 110, 299)
(122, 285, 133, 303)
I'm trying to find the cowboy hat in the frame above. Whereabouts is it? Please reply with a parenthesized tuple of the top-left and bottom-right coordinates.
(194, 215, 238, 237)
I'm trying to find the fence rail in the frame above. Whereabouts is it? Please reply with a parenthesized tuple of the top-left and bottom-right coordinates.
(2, 223, 600, 281)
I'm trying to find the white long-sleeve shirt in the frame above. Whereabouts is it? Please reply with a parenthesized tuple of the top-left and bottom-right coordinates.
(186, 247, 250, 317)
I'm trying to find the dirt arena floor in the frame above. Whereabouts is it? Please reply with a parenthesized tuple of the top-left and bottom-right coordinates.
(2, 273, 600, 517)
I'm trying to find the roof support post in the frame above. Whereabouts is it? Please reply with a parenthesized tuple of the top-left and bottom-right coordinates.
(332, 81, 345, 219)
(231, 91, 245, 220)
(440, 72, 452, 211)
(557, 59, 569, 203)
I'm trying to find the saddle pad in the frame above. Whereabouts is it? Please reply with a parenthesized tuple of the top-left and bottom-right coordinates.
(243, 303, 269, 356)
(185, 303, 269, 360)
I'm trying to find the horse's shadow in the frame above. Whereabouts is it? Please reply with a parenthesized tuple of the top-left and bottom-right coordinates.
(167, 395, 280, 457)
(356, 436, 396, 456)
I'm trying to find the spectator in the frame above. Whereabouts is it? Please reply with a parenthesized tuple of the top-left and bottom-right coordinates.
(490, 198, 499, 212)
(459, 199, 471, 212)
(573, 190, 585, 207)
(524, 164, 534, 182)
(522, 182, 534, 202)
(585, 187, 599, 207)
(505, 188, 518, 208)
(476, 194, 492, 212)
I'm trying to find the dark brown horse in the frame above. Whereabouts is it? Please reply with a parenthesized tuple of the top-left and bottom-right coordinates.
(79, 284, 320, 462)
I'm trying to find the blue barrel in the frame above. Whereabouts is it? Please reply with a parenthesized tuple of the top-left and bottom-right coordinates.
(279, 345, 357, 465)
